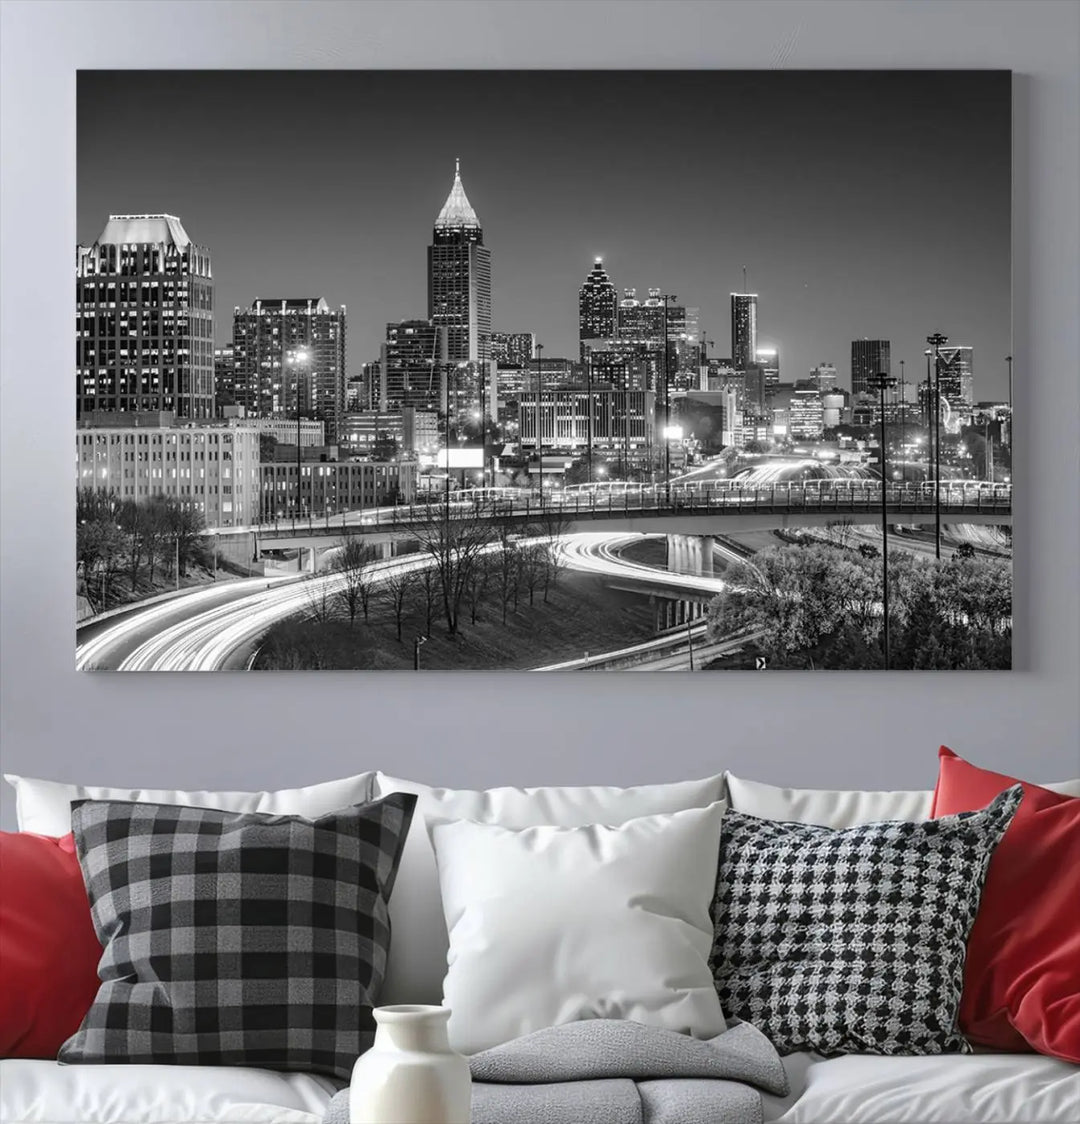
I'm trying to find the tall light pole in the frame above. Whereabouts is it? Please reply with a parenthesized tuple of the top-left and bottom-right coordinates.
(926, 332, 949, 560)
(1005, 354, 1013, 452)
(663, 294, 672, 500)
(535, 341, 544, 501)
(898, 358, 906, 484)
(869, 372, 898, 669)
(585, 344, 594, 484)
(287, 347, 311, 523)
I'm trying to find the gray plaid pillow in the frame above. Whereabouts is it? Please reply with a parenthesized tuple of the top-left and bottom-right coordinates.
(60, 793, 416, 1080)
(710, 785, 1022, 1057)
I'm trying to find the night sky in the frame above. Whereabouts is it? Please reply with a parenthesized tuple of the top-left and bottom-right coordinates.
(77, 70, 1011, 397)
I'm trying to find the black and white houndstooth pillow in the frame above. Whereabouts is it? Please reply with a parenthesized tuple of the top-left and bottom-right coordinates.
(710, 785, 1022, 1057)
(60, 793, 416, 1080)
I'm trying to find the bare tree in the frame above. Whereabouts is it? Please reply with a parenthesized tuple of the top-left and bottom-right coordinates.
(381, 564, 419, 642)
(305, 579, 337, 624)
(467, 552, 491, 625)
(531, 510, 572, 601)
(417, 561, 439, 636)
(410, 503, 496, 634)
(517, 543, 547, 607)
(333, 538, 378, 626)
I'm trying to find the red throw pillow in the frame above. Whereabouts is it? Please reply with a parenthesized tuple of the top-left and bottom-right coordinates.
(0, 832, 102, 1057)
(932, 746, 1080, 1062)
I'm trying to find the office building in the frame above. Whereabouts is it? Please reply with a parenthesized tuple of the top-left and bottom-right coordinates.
(77, 214, 214, 420)
(219, 408, 325, 448)
(340, 408, 438, 459)
(76, 411, 260, 528)
(705, 357, 739, 392)
(619, 289, 701, 385)
(811, 363, 839, 392)
(214, 345, 237, 411)
(919, 346, 974, 431)
(428, 159, 492, 363)
(379, 320, 448, 411)
(230, 298, 347, 442)
(582, 338, 653, 392)
(518, 388, 656, 454)
(851, 338, 891, 399)
(788, 389, 825, 440)
(730, 293, 758, 371)
(491, 331, 535, 367)
(685, 389, 744, 449)
(936, 345, 975, 407)
(578, 259, 617, 357)
(261, 460, 417, 520)
(821, 392, 847, 429)
(756, 346, 780, 390)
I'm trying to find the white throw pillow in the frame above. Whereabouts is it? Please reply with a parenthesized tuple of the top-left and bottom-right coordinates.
(430, 802, 728, 1055)
(373, 772, 725, 1005)
(4, 772, 376, 836)
(723, 771, 1080, 828)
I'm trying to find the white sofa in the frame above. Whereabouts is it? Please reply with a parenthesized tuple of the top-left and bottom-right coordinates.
(3, 770, 1079, 1124)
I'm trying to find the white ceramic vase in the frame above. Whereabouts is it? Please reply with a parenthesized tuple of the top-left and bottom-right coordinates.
(350, 1005, 471, 1124)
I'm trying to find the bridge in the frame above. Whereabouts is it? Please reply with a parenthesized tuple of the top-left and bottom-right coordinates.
(203, 480, 1011, 576)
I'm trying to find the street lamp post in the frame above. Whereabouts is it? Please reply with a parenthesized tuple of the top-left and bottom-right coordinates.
(585, 344, 594, 484)
(413, 634, 427, 671)
(287, 347, 311, 524)
(869, 372, 898, 669)
(926, 332, 949, 560)
(898, 358, 906, 484)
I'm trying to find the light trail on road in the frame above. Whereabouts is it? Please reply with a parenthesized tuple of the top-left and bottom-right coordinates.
(558, 533, 728, 596)
(78, 531, 744, 672)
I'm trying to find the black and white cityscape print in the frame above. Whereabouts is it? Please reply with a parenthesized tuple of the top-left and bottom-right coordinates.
(76, 71, 1012, 671)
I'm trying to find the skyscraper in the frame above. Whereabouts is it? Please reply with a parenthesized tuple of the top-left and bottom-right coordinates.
(851, 338, 891, 399)
(730, 293, 758, 371)
(428, 160, 492, 364)
(936, 346, 975, 407)
(578, 259, 617, 358)
(810, 363, 839, 392)
(230, 298, 347, 441)
(490, 332, 536, 368)
(214, 345, 237, 411)
(379, 320, 449, 411)
(613, 288, 700, 392)
(76, 214, 214, 419)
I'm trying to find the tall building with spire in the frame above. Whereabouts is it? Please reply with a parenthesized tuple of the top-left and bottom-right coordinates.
(428, 159, 491, 364)
(76, 214, 214, 419)
(578, 258, 617, 359)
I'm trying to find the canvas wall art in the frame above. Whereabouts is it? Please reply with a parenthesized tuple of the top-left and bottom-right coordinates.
(75, 70, 1012, 671)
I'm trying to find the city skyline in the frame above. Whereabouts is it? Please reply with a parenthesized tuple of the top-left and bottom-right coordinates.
(77, 70, 1012, 398)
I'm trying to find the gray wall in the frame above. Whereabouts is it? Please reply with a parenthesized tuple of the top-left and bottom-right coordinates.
(2, 0, 1078, 830)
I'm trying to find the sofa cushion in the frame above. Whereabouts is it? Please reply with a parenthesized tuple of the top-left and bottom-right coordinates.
(60, 794, 415, 1081)
(373, 772, 726, 1005)
(0, 1057, 338, 1123)
(4, 771, 376, 836)
(0, 832, 101, 1058)
(430, 803, 727, 1054)
(710, 786, 1022, 1057)
(932, 746, 1080, 1062)
(723, 773, 933, 827)
(762, 1050, 1080, 1123)
(724, 770, 1080, 828)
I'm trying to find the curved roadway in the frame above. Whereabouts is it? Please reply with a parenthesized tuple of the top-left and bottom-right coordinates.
(75, 533, 736, 672)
